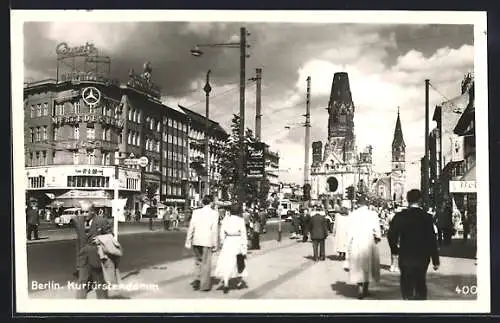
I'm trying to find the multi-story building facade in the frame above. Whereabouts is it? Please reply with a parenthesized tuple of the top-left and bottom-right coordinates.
(24, 42, 190, 213)
(178, 105, 228, 206)
(428, 73, 473, 212)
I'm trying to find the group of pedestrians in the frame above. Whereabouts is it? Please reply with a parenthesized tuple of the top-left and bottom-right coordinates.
(300, 189, 440, 300)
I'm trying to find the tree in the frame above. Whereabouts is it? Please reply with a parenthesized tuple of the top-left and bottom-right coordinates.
(219, 114, 268, 205)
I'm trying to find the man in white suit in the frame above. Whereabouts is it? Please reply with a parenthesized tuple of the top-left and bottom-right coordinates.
(185, 195, 219, 291)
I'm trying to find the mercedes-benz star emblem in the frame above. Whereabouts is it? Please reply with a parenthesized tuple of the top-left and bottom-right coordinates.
(82, 87, 101, 106)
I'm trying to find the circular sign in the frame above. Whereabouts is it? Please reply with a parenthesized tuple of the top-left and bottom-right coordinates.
(138, 156, 149, 168)
(81, 87, 101, 107)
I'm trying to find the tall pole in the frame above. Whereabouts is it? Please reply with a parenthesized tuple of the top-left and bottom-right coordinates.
(424, 79, 430, 209)
(238, 27, 247, 212)
(113, 165, 119, 239)
(255, 68, 262, 141)
(204, 70, 212, 197)
(304, 76, 311, 185)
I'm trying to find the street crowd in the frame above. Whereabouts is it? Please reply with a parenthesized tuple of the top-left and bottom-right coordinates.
(25, 187, 474, 301)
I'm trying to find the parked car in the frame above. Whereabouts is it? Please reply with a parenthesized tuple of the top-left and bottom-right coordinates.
(54, 207, 82, 227)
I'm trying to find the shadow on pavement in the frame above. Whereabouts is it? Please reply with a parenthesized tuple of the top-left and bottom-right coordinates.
(331, 273, 477, 300)
(438, 239, 477, 259)
(326, 255, 344, 262)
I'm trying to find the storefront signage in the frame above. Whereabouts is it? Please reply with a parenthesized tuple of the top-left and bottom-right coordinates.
(449, 180, 476, 193)
(82, 87, 101, 107)
(58, 190, 110, 199)
(75, 167, 105, 175)
(52, 114, 124, 128)
(56, 42, 98, 58)
(246, 142, 265, 179)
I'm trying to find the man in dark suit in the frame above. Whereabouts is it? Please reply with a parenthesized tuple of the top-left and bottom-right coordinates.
(309, 204, 330, 261)
(388, 189, 440, 300)
(73, 201, 112, 299)
(26, 198, 40, 240)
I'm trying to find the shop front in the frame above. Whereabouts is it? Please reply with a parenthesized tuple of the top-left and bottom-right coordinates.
(449, 165, 476, 239)
(26, 165, 142, 213)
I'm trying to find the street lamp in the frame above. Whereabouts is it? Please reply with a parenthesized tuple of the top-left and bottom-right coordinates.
(203, 70, 212, 196)
(190, 27, 249, 212)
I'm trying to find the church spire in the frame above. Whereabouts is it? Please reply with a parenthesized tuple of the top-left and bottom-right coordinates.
(392, 107, 405, 150)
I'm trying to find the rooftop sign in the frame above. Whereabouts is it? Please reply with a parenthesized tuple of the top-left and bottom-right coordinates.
(56, 42, 98, 58)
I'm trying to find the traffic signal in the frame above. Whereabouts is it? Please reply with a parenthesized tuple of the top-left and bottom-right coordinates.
(303, 183, 311, 201)
(346, 186, 355, 200)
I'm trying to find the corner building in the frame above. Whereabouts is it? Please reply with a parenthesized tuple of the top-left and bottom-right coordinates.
(24, 54, 190, 212)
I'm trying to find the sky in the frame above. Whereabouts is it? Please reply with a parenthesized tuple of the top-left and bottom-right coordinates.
(23, 19, 475, 191)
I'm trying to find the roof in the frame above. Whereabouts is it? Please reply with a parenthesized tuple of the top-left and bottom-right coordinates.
(454, 88, 475, 135)
(178, 105, 228, 137)
(392, 108, 406, 149)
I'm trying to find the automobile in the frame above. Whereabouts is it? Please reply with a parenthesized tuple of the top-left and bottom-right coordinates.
(54, 207, 82, 227)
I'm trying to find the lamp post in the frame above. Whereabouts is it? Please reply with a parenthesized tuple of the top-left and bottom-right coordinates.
(203, 70, 212, 196)
(190, 27, 249, 212)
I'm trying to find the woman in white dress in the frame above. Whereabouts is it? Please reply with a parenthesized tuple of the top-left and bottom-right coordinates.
(332, 207, 350, 260)
(214, 204, 249, 294)
(344, 194, 382, 299)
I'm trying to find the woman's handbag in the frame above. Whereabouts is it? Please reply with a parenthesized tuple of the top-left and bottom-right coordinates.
(236, 254, 246, 273)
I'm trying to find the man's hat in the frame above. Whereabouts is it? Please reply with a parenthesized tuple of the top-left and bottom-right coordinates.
(29, 197, 38, 203)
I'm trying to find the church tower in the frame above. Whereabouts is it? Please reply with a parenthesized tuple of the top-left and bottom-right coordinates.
(391, 107, 406, 203)
(326, 72, 356, 163)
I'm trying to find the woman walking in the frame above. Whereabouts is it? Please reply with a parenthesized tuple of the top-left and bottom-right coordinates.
(332, 207, 350, 260)
(214, 204, 249, 294)
(344, 194, 382, 299)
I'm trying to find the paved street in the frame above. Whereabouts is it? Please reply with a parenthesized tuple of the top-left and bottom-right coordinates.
(27, 220, 292, 293)
(30, 231, 476, 300)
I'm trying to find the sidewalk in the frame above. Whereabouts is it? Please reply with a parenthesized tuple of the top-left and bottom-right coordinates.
(27, 221, 187, 245)
(30, 236, 477, 300)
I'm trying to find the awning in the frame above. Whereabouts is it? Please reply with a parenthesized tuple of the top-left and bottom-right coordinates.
(48, 198, 112, 208)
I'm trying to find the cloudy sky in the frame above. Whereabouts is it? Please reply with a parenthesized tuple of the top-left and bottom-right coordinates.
(23, 18, 474, 190)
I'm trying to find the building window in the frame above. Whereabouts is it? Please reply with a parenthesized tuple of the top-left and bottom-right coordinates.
(28, 176, 45, 188)
(53, 126, 59, 141)
(42, 126, 48, 141)
(128, 109, 133, 121)
(74, 125, 80, 139)
(35, 151, 40, 166)
(42, 151, 47, 165)
(73, 101, 81, 114)
(102, 152, 111, 165)
(35, 127, 41, 142)
(87, 149, 96, 164)
(119, 132, 123, 144)
(87, 127, 95, 140)
(30, 105, 35, 118)
(150, 118, 155, 130)
(128, 131, 132, 145)
(43, 103, 49, 116)
(156, 141, 160, 153)
(73, 152, 79, 164)
(156, 121, 161, 132)
(67, 176, 110, 188)
(36, 104, 42, 117)
(29, 128, 34, 143)
(168, 118, 173, 127)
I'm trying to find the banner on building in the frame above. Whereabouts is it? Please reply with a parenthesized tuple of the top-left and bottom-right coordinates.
(451, 135, 464, 162)
(246, 142, 266, 179)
